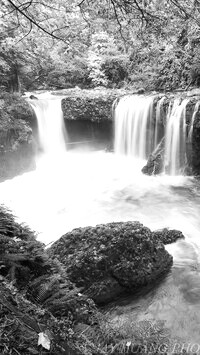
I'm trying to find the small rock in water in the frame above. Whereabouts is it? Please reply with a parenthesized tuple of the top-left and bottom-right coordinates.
(137, 88, 145, 94)
(29, 95, 38, 100)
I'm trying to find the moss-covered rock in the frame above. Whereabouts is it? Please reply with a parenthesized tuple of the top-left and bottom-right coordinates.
(61, 88, 128, 122)
(49, 221, 173, 305)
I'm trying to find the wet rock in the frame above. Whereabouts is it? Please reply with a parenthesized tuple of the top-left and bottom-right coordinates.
(29, 94, 38, 100)
(142, 140, 165, 176)
(49, 221, 173, 305)
(152, 228, 185, 245)
(137, 88, 145, 94)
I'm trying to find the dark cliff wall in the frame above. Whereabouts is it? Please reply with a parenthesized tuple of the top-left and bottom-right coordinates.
(0, 93, 36, 181)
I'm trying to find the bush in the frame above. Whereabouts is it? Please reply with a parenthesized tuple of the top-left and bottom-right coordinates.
(102, 56, 129, 86)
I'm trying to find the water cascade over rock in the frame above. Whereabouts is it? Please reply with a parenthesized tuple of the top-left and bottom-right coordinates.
(188, 101, 200, 142)
(30, 98, 67, 156)
(165, 98, 189, 175)
(114, 94, 200, 175)
(154, 96, 165, 148)
(114, 95, 155, 159)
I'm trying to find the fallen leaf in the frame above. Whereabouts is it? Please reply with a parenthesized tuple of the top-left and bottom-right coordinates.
(38, 332, 51, 350)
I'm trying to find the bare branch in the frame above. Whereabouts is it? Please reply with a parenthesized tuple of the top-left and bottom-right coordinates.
(15, 21, 32, 43)
(78, 0, 86, 7)
(51, 25, 70, 35)
(110, 0, 127, 43)
(5, 0, 69, 42)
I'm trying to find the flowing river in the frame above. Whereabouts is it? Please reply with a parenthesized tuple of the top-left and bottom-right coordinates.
(1, 93, 200, 349)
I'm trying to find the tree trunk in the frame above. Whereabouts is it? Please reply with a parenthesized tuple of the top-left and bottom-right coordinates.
(9, 66, 21, 93)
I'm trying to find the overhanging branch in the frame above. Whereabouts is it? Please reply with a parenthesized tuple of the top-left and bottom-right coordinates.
(6, 0, 69, 42)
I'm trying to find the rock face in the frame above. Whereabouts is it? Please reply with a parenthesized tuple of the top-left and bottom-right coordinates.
(0, 93, 36, 181)
(61, 88, 127, 122)
(0, 124, 36, 181)
(49, 221, 173, 305)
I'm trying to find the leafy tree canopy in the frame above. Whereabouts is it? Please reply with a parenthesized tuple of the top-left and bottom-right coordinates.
(1, 0, 200, 91)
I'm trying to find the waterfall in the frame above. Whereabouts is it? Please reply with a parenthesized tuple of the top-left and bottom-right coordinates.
(30, 98, 67, 155)
(114, 95, 154, 159)
(114, 94, 197, 175)
(165, 98, 189, 175)
(188, 101, 200, 142)
(154, 96, 165, 149)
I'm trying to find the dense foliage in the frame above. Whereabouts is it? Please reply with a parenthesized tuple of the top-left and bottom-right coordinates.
(1, 1, 200, 91)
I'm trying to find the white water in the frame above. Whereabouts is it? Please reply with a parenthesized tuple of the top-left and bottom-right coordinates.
(30, 98, 67, 155)
(154, 96, 165, 148)
(114, 95, 154, 158)
(165, 98, 189, 175)
(189, 101, 200, 142)
(114, 95, 199, 175)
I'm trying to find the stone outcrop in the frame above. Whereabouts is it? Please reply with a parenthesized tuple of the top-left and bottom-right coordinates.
(61, 88, 127, 122)
(49, 221, 173, 305)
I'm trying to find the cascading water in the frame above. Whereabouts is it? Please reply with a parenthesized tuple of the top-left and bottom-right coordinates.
(154, 96, 165, 148)
(114, 95, 154, 158)
(114, 94, 195, 175)
(165, 98, 189, 175)
(30, 98, 67, 156)
(188, 101, 200, 142)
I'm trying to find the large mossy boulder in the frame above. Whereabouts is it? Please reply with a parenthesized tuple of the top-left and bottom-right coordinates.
(49, 221, 173, 304)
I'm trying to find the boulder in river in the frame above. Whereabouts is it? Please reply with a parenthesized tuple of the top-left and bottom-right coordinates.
(49, 221, 173, 304)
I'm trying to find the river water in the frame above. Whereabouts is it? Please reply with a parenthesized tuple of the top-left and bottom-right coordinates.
(1, 94, 200, 349)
